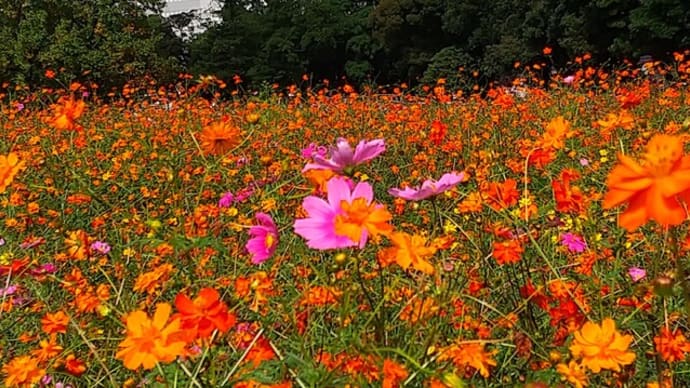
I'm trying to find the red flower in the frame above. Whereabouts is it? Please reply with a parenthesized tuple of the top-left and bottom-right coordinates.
(552, 169, 585, 213)
(492, 239, 523, 265)
(173, 288, 235, 340)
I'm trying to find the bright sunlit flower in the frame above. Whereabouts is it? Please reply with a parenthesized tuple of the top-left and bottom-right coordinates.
(115, 303, 187, 370)
(0, 152, 24, 193)
(294, 177, 392, 249)
(603, 134, 690, 231)
(569, 318, 636, 373)
(2, 355, 45, 388)
(556, 360, 589, 388)
(628, 267, 646, 282)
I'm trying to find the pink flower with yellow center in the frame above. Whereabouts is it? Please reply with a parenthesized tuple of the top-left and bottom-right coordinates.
(246, 212, 279, 264)
(294, 177, 393, 249)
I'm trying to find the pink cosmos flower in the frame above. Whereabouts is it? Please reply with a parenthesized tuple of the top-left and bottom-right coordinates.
(301, 143, 328, 159)
(302, 138, 385, 173)
(560, 232, 587, 253)
(294, 177, 392, 250)
(246, 212, 279, 264)
(628, 267, 646, 282)
(388, 172, 464, 201)
(218, 192, 234, 208)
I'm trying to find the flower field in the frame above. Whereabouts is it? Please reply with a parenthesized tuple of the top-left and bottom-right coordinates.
(4, 60, 690, 387)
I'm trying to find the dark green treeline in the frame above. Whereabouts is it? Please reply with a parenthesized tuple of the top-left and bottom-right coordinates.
(1, 0, 689, 89)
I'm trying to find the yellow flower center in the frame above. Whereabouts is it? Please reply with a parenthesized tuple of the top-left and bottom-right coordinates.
(265, 233, 275, 249)
(643, 134, 683, 176)
(334, 198, 376, 243)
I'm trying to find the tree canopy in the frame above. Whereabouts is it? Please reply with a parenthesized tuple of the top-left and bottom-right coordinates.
(2, 0, 689, 89)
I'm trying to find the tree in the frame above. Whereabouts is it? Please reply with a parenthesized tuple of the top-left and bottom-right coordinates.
(0, 0, 180, 87)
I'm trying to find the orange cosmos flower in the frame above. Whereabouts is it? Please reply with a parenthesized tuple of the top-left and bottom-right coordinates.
(0, 152, 24, 193)
(483, 178, 520, 210)
(492, 239, 523, 265)
(41, 310, 70, 334)
(65, 230, 90, 260)
(173, 287, 236, 340)
(63, 353, 87, 377)
(553, 169, 585, 214)
(556, 360, 589, 388)
(199, 118, 241, 155)
(244, 337, 276, 367)
(603, 134, 690, 231)
(541, 116, 573, 150)
(299, 285, 342, 307)
(438, 342, 497, 378)
(115, 303, 187, 370)
(654, 327, 690, 363)
(334, 194, 393, 245)
(569, 318, 636, 373)
(32, 334, 64, 362)
(50, 97, 85, 130)
(382, 358, 408, 388)
(302, 168, 336, 193)
(2, 356, 45, 388)
(381, 232, 437, 274)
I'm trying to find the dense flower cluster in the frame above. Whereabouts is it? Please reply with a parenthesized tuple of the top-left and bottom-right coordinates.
(5, 60, 690, 386)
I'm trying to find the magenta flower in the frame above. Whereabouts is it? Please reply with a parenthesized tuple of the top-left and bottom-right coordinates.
(294, 177, 392, 250)
(90, 241, 111, 255)
(301, 143, 328, 159)
(303, 138, 385, 173)
(218, 192, 234, 208)
(560, 232, 587, 253)
(246, 212, 279, 264)
(0, 285, 17, 297)
(388, 172, 464, 201)
(628, 267, 646, 282)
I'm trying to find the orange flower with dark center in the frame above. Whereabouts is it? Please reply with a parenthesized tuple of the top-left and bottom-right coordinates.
(334, 197, 393, 244)
(0, 152, 24, 193)
(603, 134, 690, 231)
(569, 318, 635, 372)
(173, 287, 236, 340)
(199, 119, 241, 155)
(115, 303, 187, 370)
(50, 97, 85, 130)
